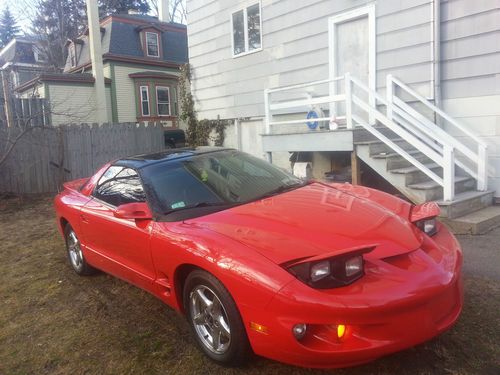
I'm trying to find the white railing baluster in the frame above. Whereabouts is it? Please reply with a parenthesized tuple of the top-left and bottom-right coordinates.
(443, 144, 455, 201)
(264, 88, 271, 135)
(386, 74, 394, 122)
(344, 73, 353, 129)
(478, 144, 488, 191)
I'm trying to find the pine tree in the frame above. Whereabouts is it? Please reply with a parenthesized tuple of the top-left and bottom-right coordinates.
(99, 0, 150, 16)
(31, 0, 86, 68)
(0, 7, 21, 49)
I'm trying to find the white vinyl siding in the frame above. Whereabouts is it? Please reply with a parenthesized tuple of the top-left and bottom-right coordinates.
(140, 86, 150, 116)
(45, 83, 112, 125)
(188, 0, 435, 119)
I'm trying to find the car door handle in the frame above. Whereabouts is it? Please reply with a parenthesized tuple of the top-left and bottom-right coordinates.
(81, 214, 89, 224)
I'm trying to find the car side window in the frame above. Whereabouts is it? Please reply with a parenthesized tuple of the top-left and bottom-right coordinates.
(93, 166, 146, 207)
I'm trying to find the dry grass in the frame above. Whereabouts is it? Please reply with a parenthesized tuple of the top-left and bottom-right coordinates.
(0, 196, 498, 375)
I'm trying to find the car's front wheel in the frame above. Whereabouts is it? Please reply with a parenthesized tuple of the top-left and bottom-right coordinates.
(183, 270, 251, 366)
(64, 225, 97, 276)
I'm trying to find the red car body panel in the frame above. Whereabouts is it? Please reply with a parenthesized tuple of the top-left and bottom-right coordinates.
(54, 164, 463, 368)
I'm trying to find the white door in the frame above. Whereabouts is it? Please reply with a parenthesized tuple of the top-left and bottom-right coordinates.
(329, 5, 375, 123)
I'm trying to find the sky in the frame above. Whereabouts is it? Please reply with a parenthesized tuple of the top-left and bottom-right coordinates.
(2, 0, 185, 35)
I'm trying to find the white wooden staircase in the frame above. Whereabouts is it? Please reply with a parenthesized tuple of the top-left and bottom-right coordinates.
(264, 74, 499, 231)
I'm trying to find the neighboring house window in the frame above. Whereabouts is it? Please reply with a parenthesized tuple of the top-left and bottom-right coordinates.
(146, 32, 160, 57)
(232, 3, 262, 56)
(140, 85, 150, 116)
(156, 86, 170, 116)
(69, 44, 77, 67)
(33, 46, 47, 63)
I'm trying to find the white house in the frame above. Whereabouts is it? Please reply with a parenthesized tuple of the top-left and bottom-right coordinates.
(186, 0, 500, 225)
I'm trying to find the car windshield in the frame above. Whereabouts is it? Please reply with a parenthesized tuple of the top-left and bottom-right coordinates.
(140, 150, 305, 218)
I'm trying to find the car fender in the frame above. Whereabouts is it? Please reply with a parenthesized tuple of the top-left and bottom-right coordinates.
(150, 220, 296, 315)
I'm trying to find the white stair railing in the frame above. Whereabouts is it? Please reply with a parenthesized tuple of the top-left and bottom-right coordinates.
(387, 75, 488, 191)
(263, 73, 488, 201)
(345, 73, 456, 200)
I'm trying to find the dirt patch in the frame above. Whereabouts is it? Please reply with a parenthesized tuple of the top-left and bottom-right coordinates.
(1, 196, 498, 374)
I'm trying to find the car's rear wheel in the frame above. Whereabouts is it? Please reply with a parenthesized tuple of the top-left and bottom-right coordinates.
(64, 225, 97, 276)
(183, 270, 251, 366)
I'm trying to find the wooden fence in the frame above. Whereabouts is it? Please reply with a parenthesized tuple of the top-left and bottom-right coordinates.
(0, 122, 166, 194)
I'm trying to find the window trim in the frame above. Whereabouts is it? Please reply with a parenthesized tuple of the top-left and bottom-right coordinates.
(145, 31, 160, 58)
(139, 85, 151, 117)
(230, 1, 263, 58)
(155, 85, 171, 117)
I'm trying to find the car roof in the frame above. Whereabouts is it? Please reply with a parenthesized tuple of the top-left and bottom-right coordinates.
(114, 146, 233, 169)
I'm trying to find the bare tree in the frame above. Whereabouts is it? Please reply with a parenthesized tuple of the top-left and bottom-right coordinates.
(148, 0, 186, 24)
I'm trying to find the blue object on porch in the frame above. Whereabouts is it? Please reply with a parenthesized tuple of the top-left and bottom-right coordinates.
(306, 110, 319, 129)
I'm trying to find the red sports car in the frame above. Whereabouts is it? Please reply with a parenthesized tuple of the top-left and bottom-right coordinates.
(54, 147, 463, 368)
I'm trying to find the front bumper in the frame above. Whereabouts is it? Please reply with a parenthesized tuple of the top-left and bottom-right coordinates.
(242, 225, 463, 368)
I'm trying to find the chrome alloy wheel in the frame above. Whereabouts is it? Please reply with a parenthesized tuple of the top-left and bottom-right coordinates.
(190, 285, 231, 354)
(67, 230, 83, 272)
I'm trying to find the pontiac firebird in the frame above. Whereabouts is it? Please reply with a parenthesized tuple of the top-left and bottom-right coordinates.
(54, 147, 463, 368)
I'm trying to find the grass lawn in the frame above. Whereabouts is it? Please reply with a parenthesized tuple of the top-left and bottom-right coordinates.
(0, 195, 498, 375)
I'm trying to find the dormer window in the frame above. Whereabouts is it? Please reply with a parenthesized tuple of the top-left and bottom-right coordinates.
(69, 43, 77, 67)
(146, 32, 160, 57)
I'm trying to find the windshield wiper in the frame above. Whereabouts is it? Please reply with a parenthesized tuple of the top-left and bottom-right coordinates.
(258, 181, 308, 200)
(163, 202, 230, 215)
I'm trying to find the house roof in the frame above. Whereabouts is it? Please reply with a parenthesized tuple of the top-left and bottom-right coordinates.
(16, 73, 112, 92)
(64, 14, 188, 72)
(0, 38, 48, 67)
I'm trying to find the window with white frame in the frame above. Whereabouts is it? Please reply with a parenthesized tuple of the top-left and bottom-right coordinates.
(156, 86, 170, 116)
(140, 85, 150, 116)
(231, 3, 261, 56)
(146, 32, 160, 57)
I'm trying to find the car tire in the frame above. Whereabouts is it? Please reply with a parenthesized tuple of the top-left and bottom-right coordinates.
(183, 270, 251, 366)
(64, 224, 97, 276)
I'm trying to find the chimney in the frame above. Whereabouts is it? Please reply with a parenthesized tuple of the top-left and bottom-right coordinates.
(158, 0, 170, 22)
(86, 0, 107, 123)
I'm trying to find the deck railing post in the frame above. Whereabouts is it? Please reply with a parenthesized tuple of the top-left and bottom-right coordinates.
(344, 73, 353, 129)
(477, 144, 488, 191)
(386, 74, 394, 122)
(443, 144, 455, 201)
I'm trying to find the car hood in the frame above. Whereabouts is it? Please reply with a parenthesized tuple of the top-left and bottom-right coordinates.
(186, 183, 423, 265)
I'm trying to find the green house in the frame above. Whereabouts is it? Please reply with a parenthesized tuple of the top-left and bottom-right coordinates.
(16, 13, 188, 126)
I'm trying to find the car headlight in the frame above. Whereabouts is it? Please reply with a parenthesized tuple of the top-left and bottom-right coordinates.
(410, 202, 440, 237)
(415, 217, 437, 236)
(287, 248, 373, 289)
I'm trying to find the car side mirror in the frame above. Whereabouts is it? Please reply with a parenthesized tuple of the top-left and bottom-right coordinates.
(114, 202, 152, 220)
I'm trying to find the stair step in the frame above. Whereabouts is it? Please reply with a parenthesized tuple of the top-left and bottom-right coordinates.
(390, 162, 440, 175)
(389, 162, 442, 185)
(371, 150, 421, 159)
(436, 190, 495, 219)
(352, 127, 397, 143)
(441, 205, 500, 234)
(407, 176, 476, 202)
(371, 150, 433, 170)
(408, 176, 471, 190)
(368, 139, 416, 156)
